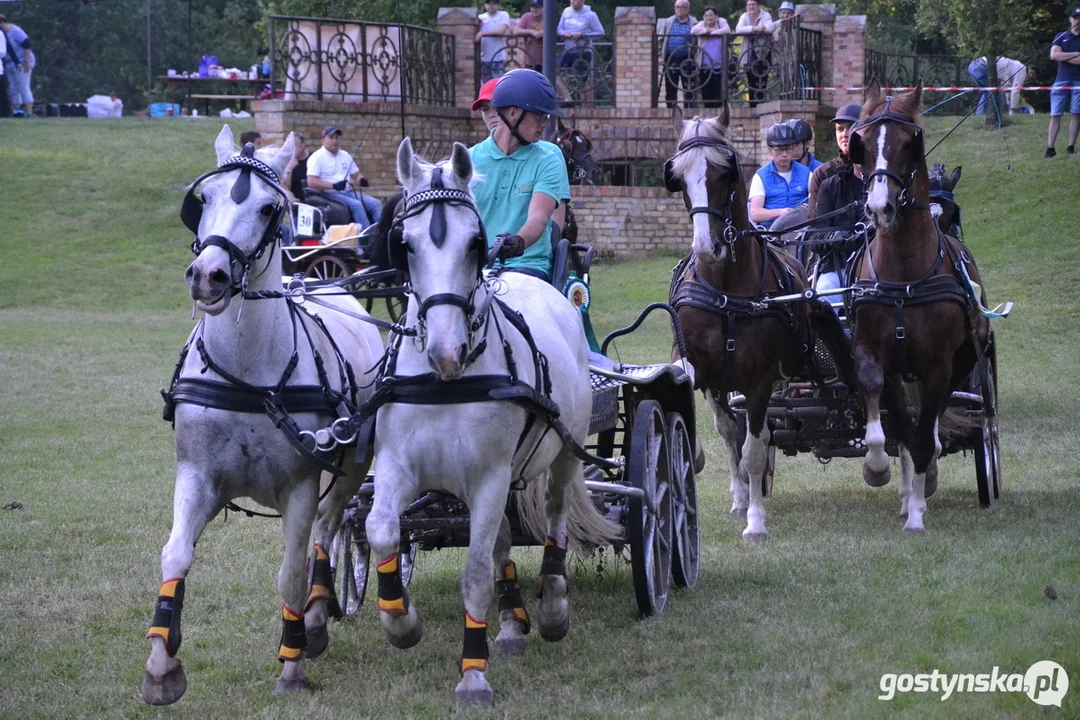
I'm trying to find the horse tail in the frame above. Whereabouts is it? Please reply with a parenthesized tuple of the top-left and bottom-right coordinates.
(514, 469, 624, 552)
(902, 384, 978, 445)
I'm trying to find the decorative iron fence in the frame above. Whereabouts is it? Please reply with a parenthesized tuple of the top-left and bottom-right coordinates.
(862, 50, 966, 90)
(269, 15, 455, 105)
(474, 35, 615, 108)
(652, 20, 820, 108)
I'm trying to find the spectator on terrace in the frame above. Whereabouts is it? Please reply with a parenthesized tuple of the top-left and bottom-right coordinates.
(657, 0, 698, 109)
(1047, 8, 1080, 158)
(735, 0, 775, 108)
(476, 0, 511, 83)
(692, 6, 731, 108)
(557, 0, 605, 96)
(515, 0, 546, 71)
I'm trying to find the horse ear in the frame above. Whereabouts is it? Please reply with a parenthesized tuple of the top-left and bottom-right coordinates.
(949, 166, 962, 189)
(718, 102, 730, 127)
(397, 137, 416, 187)
(450, 142, 473, 185)
(268, 132, 295, 179)
(847, 131, 864, 166)
(865, 77, 882, 104)
(672, 105, 684, 132)
(215, 125, 235, 166)
(557, 118, 568, 135)
(910, 80, 924, 110)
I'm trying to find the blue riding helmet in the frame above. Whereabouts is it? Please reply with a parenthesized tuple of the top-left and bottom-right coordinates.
(786, 118, 814, 143)
(491, 69, 564, 118)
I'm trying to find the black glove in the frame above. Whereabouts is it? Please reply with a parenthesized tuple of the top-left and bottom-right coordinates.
(332, 180, 347, 191)
(495, 233, 526, 260)
(358, 177, 370, 188)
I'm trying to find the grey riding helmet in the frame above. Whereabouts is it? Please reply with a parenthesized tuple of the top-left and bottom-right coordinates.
(765, 123, 798, 147)
(786, 118, 814, 143)
(491, 69, 564, 118)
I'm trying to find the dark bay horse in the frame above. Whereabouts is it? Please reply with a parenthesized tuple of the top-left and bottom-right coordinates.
(847, 84, 989, 532)
(665, 107, 850, 540)
(928, 163, 962, 239)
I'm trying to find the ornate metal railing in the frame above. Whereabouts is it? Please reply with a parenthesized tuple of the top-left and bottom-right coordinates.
(652, 20, 820, 108)
(862, 50, 966, 90)
(474, 35, 615, 108)
(269, 15, 455, 105)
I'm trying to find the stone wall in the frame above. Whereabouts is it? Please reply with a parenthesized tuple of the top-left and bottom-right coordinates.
(570, 186, 689, 258)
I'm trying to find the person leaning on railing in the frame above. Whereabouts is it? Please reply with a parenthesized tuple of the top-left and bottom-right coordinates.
(691, 7, 731, 108)
(657, 0, 698, 109)
(557, 0, 605, 90)
(734, 0, 775, 108)
(514, 0, 546, 71)
(476, 0, 511, 83)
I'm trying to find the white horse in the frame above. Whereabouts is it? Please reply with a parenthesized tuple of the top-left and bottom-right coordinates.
(142, 126, 383, 704)
(365, 138, 622, 706)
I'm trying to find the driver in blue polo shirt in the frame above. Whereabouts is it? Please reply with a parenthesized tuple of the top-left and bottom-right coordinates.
(469, 69, 570, 283)
(749, 123, 811, 228)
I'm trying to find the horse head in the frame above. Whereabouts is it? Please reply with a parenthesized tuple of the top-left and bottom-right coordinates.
(928, 163, 962, 235)
(849, 81, 926, 232)
(557, 127, 601, 185)
(395, 138, 486, 381)
(665, 105, 746, 259)
(184, 125, 295, 315)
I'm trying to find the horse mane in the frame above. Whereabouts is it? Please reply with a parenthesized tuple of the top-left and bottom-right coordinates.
(670, 116, 735, 180)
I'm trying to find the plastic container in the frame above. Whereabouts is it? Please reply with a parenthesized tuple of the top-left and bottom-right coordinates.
(149, 102, 181, 118)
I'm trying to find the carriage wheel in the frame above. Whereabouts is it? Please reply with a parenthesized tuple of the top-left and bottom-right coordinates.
(385, 292, 407, 324)
(330, 517, 370, 616)
(735, 413, 776, 498)
(305, 255, 351, 282)
(666, 412, 699, 590)
(974, 353, 1002, 508)
(399, 538, 419, 587)
(626, 399, 672, 616)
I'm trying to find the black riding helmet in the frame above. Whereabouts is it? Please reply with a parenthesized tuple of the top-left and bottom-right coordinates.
(491, 69, 563, 147)
(786, 118, 814, 143)
(765, 123, 798, 147)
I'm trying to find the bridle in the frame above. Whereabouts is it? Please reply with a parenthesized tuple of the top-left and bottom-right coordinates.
(850, 97, 928, 211)
(664, 128, 742, 257)
(391, 166, 494, 352)
(181, 144, 289, 297)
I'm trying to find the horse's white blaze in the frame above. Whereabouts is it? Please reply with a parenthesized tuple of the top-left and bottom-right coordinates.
(865, 125, 891, 216)
(685, 154, 714, 256)
(741, 425, 770, 539)
(864, 409, 888, 473)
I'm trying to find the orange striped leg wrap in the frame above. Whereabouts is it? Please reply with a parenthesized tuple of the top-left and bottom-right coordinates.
(146, 578, 185, 657)
(376, 553, 408, 615)
(496, 561, 531, 634)
(460, 612, 489, 676)
(278, 605, 306, 662)
(304, 543, 342, 618)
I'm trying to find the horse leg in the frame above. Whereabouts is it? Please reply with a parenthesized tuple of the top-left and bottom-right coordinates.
(366, 467, 422, 649)
(456, 474, 511, 707)
(740, 389, 771, 542)
(142, 467, 220, 706)
(904, 377, 950, 533)
(855, 345, 891, 487)
(705, 390, 747, 518)
(881, 377, 914, 519)
(304, 461, 368, 659)
(275, 479, 319, 694)
(493, 514, 531, 656)
(535, 449, 578, 643)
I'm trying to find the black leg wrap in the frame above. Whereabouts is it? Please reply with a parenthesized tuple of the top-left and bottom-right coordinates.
(306, 545, 342, 618)
(539, 543, 568, 577)
(147, 579, 185, 657)
(461, 615, 489, 675)
(376, 555, 408, 615)
(496, 579, 531, 634)
(279, 607, 307, 663)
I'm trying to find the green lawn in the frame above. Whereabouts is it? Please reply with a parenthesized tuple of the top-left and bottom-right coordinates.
(0, 115, 1077, 718)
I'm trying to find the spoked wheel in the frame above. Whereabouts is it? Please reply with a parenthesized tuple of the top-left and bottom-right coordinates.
(735, 413, 775, 498)
(399, 537, 419, 587)
(385, 291, 407, 324)
(666, 412, 699, 590)
(974, 350, 1002, 508)
(330, 516, 370, 617)
(305, 255, 351, 282)
(626, 399, 673, 616)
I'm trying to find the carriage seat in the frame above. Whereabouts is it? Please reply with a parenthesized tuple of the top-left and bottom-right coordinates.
(549, 222, 594, 293)
(301, 184, 353, 227)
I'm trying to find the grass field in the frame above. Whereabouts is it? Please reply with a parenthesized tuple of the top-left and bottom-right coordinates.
(1, 114, 1078, 719)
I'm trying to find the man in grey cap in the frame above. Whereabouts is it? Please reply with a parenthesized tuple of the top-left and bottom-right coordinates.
(306, 125, 382, 227)
(807, 103, 861, 219)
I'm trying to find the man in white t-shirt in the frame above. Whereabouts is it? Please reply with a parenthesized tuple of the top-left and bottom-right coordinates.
(476, 0, 510, 83)
(306, 125, 382, 228)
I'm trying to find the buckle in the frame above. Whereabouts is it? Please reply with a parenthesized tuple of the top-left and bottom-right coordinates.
(895, 326, 906, 340)
(726, 338, 736, 352)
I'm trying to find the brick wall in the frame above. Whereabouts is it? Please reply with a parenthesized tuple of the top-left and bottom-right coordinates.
(571, 186, 690, 258)
(614, 6, 655, 110)
(831, 14, 867, 109)
(437, 7, 480, 111)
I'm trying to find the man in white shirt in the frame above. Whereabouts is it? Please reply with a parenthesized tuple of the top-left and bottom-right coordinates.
(968, 55, 1031, 117)
(306, 126, 382, 228)
(735, 0, 775, 107)
(476, 0, 510, 83)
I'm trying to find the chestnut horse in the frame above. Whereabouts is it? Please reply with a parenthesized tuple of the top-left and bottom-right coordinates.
(665, 107, 850, 540)
(847, 84, 989, 532)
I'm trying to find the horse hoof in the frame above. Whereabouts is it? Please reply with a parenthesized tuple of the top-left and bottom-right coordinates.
(495, 634, 529, 656)
(730, 506, 748, 519)
(863, 465, 891, 487)
(274, 676, 311, 694)
(537, 599, 570, 643)
(383, 610, 423, 650)
(902, 522, 925, 534)
(455, 675, 494, 708)
(142, 664, 187, 706)
(306, 624, 329, 660)
(742, 531, 768, 543)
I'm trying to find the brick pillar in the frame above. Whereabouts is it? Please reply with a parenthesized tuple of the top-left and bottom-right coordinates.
(438, 7, 480, 110)
(614, 6, 655, 109)
(831, 15, 866, 109)
(796, 4, 836, 107)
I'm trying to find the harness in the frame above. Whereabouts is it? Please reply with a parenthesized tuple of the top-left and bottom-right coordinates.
(163, 148, 361, 478)
(849, 97, 931, 213)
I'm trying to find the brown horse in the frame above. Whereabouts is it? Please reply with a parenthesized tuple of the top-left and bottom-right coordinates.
(665, 107, 850, 540)
(847, 83, 989, 532)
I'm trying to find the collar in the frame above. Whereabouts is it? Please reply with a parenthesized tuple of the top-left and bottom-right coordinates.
(484, 132, 532, 161)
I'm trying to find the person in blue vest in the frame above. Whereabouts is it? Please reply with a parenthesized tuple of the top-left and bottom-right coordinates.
(787, 117, 823, 171)
(749, 123, 811, 228)
(469, 69, 570, 283)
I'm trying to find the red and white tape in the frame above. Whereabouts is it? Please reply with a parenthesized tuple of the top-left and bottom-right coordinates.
(799, 86, 1080, 92)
